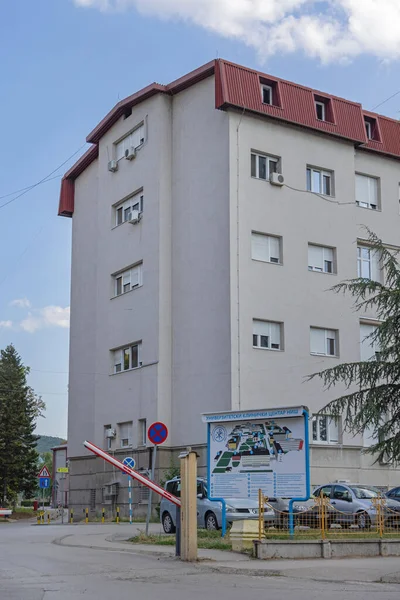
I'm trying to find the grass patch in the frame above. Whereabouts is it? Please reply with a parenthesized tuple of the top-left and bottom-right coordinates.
(129, 529, 232, 550)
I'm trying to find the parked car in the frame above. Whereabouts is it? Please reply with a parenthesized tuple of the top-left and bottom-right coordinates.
(266, 496, 319, 528)
(313, 483, 400, 529)
(160, 477, 275, 533)
(386, 487, 400, 503)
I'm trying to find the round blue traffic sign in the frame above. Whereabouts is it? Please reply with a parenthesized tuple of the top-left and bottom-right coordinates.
(123, 457, 136, 469)
(148, 422, 168, 445)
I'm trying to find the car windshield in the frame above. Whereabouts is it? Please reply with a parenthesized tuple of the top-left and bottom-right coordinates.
(350, 486, 380, 499)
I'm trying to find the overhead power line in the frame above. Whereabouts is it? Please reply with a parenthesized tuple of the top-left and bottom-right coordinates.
(0, 143, 88, 211)
(0, 174, 62, 201)
(371, 90, 400, 112)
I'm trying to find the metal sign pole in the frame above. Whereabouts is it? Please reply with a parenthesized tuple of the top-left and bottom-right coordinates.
(128, 478, 132, 525)
(42, 487, 44, 512)
(145, 445, 157, 536)
(61, 477, 64, 524)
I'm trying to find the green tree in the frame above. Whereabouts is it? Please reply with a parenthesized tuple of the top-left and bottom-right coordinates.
(0, 345, 45, 505)
(309, 231, 400, 464)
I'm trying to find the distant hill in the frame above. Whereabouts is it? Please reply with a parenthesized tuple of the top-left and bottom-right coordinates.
(36, 435, 66, 454)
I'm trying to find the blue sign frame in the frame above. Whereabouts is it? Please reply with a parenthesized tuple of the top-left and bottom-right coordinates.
(39, 477, 51, 489)
(204, 406, 310, 538)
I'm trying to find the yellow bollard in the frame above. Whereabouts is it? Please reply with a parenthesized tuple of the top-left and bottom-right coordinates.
(37, 513, 41, 525)
(70, 508, 73, 524)
(41, 511, 45, 525)
(47, 512, 50, 525)
(102, 508, 105, 524)
(116, 507, 120, 524)
(85, 507, 89, 524)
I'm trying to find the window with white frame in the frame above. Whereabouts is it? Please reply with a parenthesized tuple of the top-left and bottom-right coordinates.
(115, 123, 145, 161)
(307, 167, 333, 196)
(104, 425, 112, 451)
(118, 421, 133, 448)
(315, 101, 326, 121)
(310, 327, 338, 357)
(360, 322, 380, 362)
(357, 245, 381, 281)
(114, 263, 142, 296)
(251, 232, 282, 264)
(253, 320, 282, 351)
(138, 419, 147, 446)
(355, 174, 379, 209)
(251, 152, 279, 181)
(113, 342, 142, 374)
(308, 244, 335, 274)
(115, 192, 144, 226)
(261, 84, 272, 105)
(312, 415, 339, 444)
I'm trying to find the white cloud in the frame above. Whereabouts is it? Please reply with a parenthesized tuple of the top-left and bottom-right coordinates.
(0, 321, 13, 329)
(71, 0, 400, 63)
(10, 298, 31, 309)
(20, 306, 70, 333)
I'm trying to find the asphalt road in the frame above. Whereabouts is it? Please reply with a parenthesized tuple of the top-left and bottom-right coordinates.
(1, 521, 399, 599)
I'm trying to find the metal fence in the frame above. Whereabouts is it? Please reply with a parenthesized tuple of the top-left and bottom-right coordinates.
(258, 490, 400, 540)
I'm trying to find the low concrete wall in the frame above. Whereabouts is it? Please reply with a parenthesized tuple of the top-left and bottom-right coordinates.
(255, 539, 400, 560)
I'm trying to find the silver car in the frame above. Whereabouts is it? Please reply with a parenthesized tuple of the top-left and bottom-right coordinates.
(160, 477, 275, 533)
(313, 482, 400, 529)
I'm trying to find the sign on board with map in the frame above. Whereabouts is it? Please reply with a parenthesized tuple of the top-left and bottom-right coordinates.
(203, 407, 309, 500)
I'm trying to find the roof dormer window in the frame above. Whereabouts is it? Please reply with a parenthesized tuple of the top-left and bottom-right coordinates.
(315, 101, 326, 121)
(261, 85, 272, 105)
(364, 116, 380, 142)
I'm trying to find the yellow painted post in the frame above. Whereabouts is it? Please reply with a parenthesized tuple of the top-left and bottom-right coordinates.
(102, 508, 105, 524)
(70, 508, 73, 524)
(41, 511, 45, 525)
(37, 513, 41, 525)
(85, 508, 89, 524)
(180, 449, 198, 562)
(116, 507, 120, 524)
(258, 489, 265, 541)
(320, 491, 326, 540)
(47, 512, 50, 525)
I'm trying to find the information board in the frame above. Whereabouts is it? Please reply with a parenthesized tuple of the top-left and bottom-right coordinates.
(203, 407, 309, 501)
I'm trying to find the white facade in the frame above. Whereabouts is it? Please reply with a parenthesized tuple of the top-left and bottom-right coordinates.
(64, 66, 400, 499)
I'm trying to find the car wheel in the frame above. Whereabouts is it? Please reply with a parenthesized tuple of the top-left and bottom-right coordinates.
(357, 512, 371, 530)
(205, 512, 219, 530)
(162, 512, 176, 534)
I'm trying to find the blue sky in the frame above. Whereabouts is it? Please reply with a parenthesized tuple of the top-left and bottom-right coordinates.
(1, 0, 400, 438)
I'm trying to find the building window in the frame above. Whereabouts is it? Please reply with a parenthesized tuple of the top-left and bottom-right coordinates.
(118, 421, 133, 448)
(115, 192, 144, 226)
(251, 232, 282, 264)
(115, 123, 145, 161)
(308, 244, 335, 274)
(310, 327, 338, 357)
(138, 419, 147, 446)
(315, 101, 326, 121)
(261, 84, 272, 105)
(365, 120, 372, 140)
(253, 320, 282, 351)
(360, 322, 380, 362)
(104, 425, 112, 451)
(251, 152, 279, 181)
(113, 342, 142, 374)
(357, 245, 381, 281)
(114, 264, 142, 296)
(355, 174, 379, 210)
(312, 415, 339, 444)
(307, 167, 333, 196)
(364, 117, 379, 142)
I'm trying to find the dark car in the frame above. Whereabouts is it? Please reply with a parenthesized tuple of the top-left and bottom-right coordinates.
(386, 487, 400, 503)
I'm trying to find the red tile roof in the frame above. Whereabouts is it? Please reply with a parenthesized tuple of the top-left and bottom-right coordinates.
(59, 59, 400, 217)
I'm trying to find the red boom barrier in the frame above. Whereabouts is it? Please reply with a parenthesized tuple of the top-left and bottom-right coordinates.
(83, 440, 181, 507)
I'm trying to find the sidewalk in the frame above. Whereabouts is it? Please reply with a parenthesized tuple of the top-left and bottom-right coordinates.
(53, 524, 400, 585)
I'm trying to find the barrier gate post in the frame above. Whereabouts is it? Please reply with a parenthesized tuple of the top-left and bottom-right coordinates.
(179, 449, 198, 562)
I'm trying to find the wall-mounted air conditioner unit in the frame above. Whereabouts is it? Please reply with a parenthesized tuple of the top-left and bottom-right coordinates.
(129, 210, 142, 224)
(270, 172, 285, 186)
(105, 428, 116, 438)
(108, 160, 118, 172)
(125, 147, 136, 160)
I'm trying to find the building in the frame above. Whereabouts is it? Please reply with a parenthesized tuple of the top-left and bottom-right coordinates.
(51, 444, 68, 507)
(59, 59, 400, 515)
